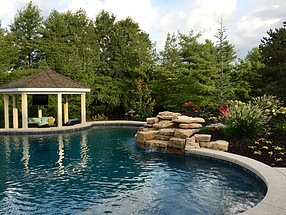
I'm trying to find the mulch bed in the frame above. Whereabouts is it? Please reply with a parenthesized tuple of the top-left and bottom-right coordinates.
(208, 128, 286, 167)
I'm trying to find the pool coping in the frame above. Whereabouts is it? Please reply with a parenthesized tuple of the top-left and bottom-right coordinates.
(0, 121, 146, 135)
(185, 148, 286, 215)
(0, 120, 286, 214)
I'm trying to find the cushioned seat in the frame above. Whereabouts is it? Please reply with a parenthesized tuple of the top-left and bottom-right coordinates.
(64, 118, 80, 126)
(28, 117, 55, 128)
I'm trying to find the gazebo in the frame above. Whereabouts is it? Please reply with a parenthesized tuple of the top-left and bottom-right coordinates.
(0, 69, 91, 129)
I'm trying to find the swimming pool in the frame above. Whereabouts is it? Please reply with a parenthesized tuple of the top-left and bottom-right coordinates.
(0, 127, 266, 214)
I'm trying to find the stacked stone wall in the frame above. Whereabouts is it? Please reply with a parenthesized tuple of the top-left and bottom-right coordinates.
(136, 111, 229, 154)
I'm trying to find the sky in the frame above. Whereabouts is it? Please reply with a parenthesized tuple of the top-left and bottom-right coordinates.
(0, 0, 285, 58)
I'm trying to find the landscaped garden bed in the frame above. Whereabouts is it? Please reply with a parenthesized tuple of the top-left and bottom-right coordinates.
(182, 96, 286, 167)
(208, 125, 286, 167)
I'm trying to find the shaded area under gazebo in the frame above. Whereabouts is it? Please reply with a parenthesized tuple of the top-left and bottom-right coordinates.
(0, 69, 90, 129)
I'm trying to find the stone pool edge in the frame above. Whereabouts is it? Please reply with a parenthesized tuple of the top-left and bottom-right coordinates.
(1, 120, 285, 214)
(186, 148, 286, 215)
(0, 121, 146, 135)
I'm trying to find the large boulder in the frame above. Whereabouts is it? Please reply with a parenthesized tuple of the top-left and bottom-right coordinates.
(179, 123, 203, 129)
(146, 117, 159, 124)
(185, 137, 200, 150)
(155, 135, 172, 141)
(157, 111, 181, 117)
(155, 128, 176, 141)
(174, 129, 199, 139)
(158, 128, 176, 136)
(136, 130, 159, 143)
(172, 116, 205, 124)
(153, 121, 177, 129)
(194, 134, 211, 142)
(212, 140, 229, 151)
(169, 137, 186, 149)
(199, 141, 213, 149)
(157, 111, 181, 120)
(146, 139, 170, 148)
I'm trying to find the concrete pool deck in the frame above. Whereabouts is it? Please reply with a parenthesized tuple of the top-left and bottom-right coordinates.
(0, 120, 285, 215)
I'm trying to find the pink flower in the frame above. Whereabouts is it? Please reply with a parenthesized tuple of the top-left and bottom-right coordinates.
(184, 101, 193, 107)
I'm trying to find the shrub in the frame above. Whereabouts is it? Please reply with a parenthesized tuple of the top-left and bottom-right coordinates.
(224, 100, 269, 139)
(275, 119, 286, 133)
(91, 113, 108, 121)
(251, 95, 284, 118)
(182, 101, 200, 112)
(199, 126, 212, 134)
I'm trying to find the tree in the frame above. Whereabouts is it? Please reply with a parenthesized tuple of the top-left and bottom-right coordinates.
(0, 25, 18, 74)
(214, 19, 236, 104)
(130, 80, 155, 119)
(94, 10, 116, 77)
(151, 31, 218, 112)
(40, 9, 99, 113)
(9, 1, 43, 69)
(92, 12, 156, 117)
(259, 21, 286, 101)
(150, 32, 186, 111)
(235, 47, 265, 100)
(112, 17, 155, 80)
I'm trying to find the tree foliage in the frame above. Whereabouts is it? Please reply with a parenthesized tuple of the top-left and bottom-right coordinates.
(1, 2, 286, 123)
(214, 19, 236, 104)
(9, 1, 43, 69)
(259, 21, 286, 101)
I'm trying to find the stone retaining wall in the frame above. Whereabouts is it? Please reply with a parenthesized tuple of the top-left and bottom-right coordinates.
(135, 111, 229, 154)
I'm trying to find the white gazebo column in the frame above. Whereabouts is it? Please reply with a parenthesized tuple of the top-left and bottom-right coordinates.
(21, 94, 28, 129)
(63, 95, 69, 124)
(4, 94, 9, 129)
(12, 95, 18, 129)
(57, 93, 62, 127)
(81, 93, 86, 124)
(38, 105, 42, 118)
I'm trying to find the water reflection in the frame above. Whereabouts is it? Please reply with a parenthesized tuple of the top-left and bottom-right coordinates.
(21, 136, 30, 173)
(80, 131, 89, 168)
(0, 133, 92, 176)
(57, 135, 65, 174)
(3, 136, 10, 160)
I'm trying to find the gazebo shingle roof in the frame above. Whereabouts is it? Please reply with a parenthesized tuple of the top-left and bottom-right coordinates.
(0, 69, 89, 89)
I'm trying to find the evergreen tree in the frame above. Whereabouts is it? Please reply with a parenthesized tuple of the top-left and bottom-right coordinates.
(151, 31, 217, 112)
(40, 9, 98, 118)
(0, 25, 17, 76)
(94, 10, 116, 77)
(92, 12, 156, 117)
(235, 47, 264, 99)
(214, 19, 236, 104)
(259, 21, 286, 101)
(151, 32, 185, 111)
(9, 1, 43, 69)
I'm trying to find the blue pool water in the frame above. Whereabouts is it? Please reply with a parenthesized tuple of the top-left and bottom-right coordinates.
(0, 127, 265, 214)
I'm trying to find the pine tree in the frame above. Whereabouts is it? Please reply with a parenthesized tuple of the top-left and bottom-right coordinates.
(214, 19, 236, 104)
(259, 21, 286, 101)
(0, 25, 17, 74)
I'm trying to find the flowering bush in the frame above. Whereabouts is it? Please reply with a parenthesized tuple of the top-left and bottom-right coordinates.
(219, 103, 229, 115)
(183, 101, 200, 111)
